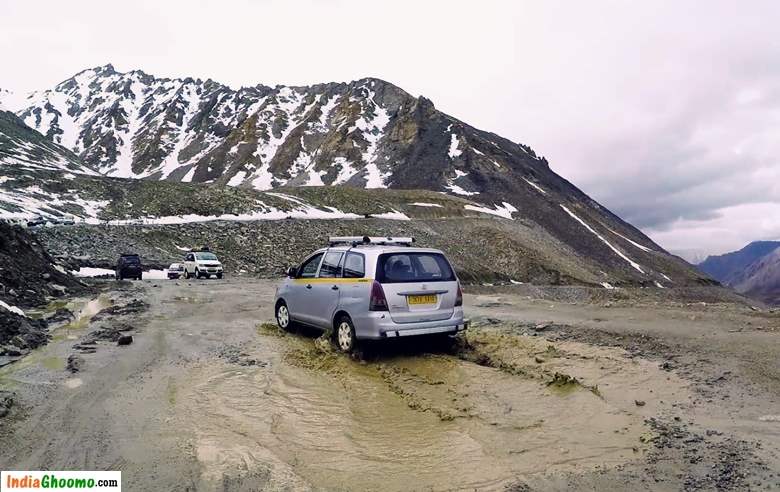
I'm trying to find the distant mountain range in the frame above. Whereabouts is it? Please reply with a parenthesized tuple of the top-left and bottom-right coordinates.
(698, 241, 780, 304)
(0, 64, 714, 288)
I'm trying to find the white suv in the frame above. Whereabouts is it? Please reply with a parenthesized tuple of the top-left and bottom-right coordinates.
(183, 251, 224, 279)
(274, 237, 468, 352)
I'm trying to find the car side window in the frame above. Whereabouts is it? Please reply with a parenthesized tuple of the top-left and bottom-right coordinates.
(343, 253, 365, 278)
(298, 253, 324, 278)
(318, 251, 344, 278)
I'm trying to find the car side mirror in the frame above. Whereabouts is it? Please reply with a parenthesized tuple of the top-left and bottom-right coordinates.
(286, 266, 297, 278)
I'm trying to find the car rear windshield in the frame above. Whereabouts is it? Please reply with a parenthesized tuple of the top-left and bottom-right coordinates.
(376, 252, 455, 283)
(122, 256, 140, 264)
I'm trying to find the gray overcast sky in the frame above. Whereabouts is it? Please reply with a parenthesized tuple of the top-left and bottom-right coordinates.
(3, 0, 780, 259)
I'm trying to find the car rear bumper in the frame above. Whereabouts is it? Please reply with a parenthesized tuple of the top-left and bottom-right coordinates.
(353, 308, 468, 340)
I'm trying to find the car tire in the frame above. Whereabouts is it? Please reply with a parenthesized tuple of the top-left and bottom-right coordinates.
(138, 274, 143, 281)
(335, 315, 357, 353)
(216, 273, 223, 279)
(276, 301, 293, 332)
(184, 269, 190, 279)
(195, 268, 201, 279)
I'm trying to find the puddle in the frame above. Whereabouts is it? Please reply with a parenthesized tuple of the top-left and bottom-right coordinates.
(179, 325, 692, 490)
(0, 294, 113, 379)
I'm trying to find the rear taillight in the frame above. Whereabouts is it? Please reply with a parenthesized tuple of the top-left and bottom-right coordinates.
(369, 280, 389, 311)
(455, 282, 463, 307)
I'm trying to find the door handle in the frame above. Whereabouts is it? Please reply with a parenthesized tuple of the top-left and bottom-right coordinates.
(306, 284, 312, 289)
(331, 285, 339, 291)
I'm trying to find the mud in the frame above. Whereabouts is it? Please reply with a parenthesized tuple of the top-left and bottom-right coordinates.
(0, 279, 778, 491)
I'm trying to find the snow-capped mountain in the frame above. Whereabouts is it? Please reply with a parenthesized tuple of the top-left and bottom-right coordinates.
(2, 65, 549, 197)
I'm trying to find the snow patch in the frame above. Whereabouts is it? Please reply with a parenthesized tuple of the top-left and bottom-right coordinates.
(523, 178, 547, 195)
(445, 171, 480, 196)
(227, 171, 247, 187)
(448, 134, 463, 159)
(0, 299, 26, 317)
(72, 267, 115, 277)
(410, 202, 443, 208)
(464, 202, 517, 220)
(372, 210, 411, 221)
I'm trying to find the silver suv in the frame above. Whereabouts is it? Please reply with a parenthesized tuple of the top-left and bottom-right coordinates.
(274, 237, 468, 352)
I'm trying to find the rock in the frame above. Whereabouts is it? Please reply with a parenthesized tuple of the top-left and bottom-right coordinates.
(46, 308, 74, 324)
(66, 354, 84, 373)
(0, 391, 13, 418)
(635, 399, 646, 407)
(73, 344, 97, 354)
(117, 335, 133, 346)
(1, 311, 49, 352)
(533, 322, 552, 331)
(534, 356, 545, 364)
(1, 344, 24, 356)
(42, 273, 51, 280)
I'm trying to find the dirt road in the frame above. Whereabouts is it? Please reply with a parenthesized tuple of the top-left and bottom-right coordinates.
(1, 279, 778, 491)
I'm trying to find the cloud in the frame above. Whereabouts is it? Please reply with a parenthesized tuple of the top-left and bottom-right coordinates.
(1, 0, 779, 256)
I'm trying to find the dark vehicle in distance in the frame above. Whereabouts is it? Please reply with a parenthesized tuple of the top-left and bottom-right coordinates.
(116, 253, 143, 280)
(26, 216, 46, 228)
(167, 263, 184, 279)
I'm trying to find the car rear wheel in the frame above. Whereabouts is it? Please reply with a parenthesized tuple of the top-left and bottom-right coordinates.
(276, 301, 292, 331)
(184, 269, 190, 279)
(336, 315, 356, 353)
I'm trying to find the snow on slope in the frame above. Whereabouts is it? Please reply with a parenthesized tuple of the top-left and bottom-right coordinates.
(560, 204, 645, 274)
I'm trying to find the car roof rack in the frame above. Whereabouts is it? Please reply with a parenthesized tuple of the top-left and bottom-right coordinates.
(328, 236, 415, 247)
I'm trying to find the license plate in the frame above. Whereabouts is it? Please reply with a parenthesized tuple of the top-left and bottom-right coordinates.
(407, 294, 437, 305)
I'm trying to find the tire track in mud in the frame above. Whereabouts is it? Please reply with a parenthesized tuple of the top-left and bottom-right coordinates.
(178, 322, 693, 491)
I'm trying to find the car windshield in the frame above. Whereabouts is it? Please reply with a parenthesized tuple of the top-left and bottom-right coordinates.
(196, 253, 218, 261)
(376, 252, 455, 283)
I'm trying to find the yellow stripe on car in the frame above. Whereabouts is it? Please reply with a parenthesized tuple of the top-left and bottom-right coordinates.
(292, 278, 373, 284)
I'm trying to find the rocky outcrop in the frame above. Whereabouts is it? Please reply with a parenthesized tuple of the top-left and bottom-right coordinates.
(0, 222, 86, 309)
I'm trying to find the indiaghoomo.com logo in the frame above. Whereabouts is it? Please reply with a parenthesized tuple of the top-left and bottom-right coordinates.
(1, 472, 120, 491)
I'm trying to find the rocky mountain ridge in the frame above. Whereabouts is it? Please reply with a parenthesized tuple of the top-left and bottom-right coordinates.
(0, 64, 713, 290)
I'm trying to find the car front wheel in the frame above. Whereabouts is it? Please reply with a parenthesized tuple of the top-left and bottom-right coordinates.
(276, 301, 292, 331)
(336, 315, 356, 353)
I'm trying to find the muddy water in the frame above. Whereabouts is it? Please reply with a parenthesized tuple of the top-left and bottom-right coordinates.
(0, 294, 112, 384)
(181, 326, 692, 490)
